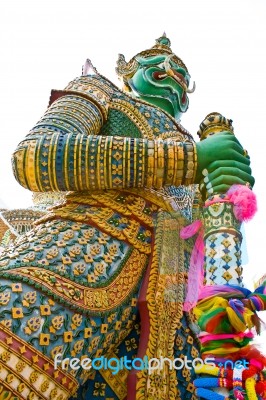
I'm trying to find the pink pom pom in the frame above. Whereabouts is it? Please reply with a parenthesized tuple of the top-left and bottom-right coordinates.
(227, 184, 257, 221)
(233, 389, 244, 400)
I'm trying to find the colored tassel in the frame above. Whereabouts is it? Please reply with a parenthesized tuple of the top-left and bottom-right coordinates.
(246, 377, 258, 400)
(205, 184, 257, 222)
(192, 184, 262, 400)
(194, 378, 220, 388)
(180, 219, 205, 311)
(255, 380, 266, 398)
(195, 287, 266, 335)
(196, 388, 229, 400)
(232, 365, 245, 399)
(227, 184, 257, 222)
(194, 364, 220, 376)
(199, 332, 254, 344)
(198, 284, 250, 301)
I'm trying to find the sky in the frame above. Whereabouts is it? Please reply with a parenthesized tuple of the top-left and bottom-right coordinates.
(0, 0, 265, 293)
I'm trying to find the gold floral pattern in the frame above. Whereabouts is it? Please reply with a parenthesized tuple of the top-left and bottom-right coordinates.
(52, 315, 64, 330)
(23, 291, 37, 304)
(0, 291, 10, 305)
(26, 316, 42, 333)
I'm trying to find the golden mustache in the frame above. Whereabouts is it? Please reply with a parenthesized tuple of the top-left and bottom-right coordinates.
(163, 55, 196, 93)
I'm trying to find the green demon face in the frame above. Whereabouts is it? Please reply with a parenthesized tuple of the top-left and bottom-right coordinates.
(127, 54, 194, 120)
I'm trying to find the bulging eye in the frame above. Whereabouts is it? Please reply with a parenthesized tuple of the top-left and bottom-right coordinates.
(153, 71, 167, 80)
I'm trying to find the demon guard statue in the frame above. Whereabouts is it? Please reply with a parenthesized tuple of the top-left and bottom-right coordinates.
(0, 35, 264, 400)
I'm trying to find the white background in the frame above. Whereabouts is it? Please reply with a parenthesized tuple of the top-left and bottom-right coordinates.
(0, 0, 265, 342)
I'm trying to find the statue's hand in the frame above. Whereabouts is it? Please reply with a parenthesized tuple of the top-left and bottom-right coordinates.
(195, 132, 255, 196)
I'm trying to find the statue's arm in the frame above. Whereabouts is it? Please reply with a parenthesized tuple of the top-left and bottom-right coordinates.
(11, 79, 197, 192)
(11, 118, 196, 193)
(11, 89, 107, 192)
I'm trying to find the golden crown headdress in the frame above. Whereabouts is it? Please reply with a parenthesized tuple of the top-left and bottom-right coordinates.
(116, 33, 188, 84)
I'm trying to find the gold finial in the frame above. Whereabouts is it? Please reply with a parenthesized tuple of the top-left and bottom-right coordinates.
(155, 33, 171, 49)
(197, 112, 234, 140)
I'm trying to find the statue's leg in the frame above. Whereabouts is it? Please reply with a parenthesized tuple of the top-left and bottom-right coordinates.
(72, 312, 142, 400)
(0, 200, 150, 400)
(74, 311, 199, 400)
(0, 190, 199, 399)
(0, 276, 141, 400)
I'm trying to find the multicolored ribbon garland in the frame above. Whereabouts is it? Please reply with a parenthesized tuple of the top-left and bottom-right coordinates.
(181, 185, 266, 399)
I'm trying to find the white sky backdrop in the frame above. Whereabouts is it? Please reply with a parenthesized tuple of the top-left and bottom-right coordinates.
(0, 0, 265, 293)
